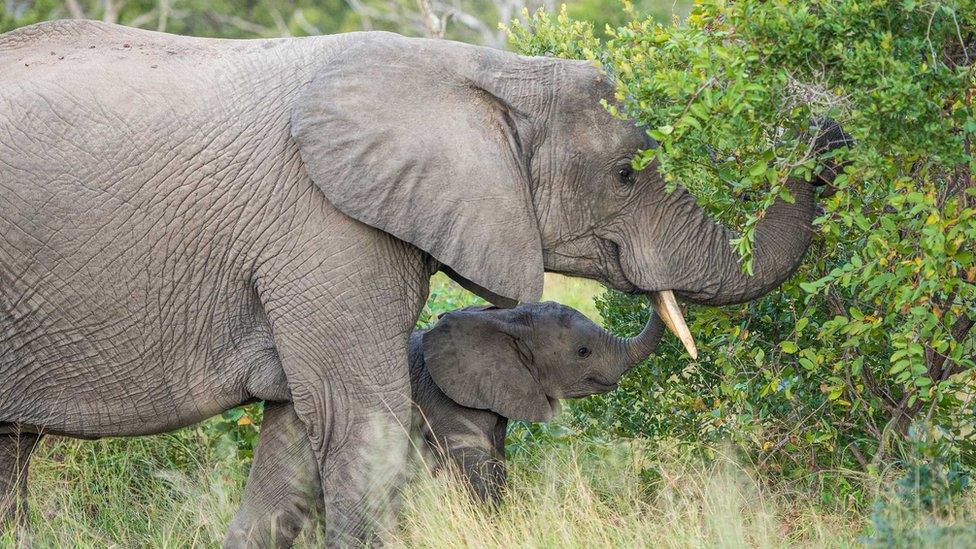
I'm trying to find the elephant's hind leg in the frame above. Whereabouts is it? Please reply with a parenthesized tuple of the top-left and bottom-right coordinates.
(225, 402, 321, 549)
(0, 433, 41, 536)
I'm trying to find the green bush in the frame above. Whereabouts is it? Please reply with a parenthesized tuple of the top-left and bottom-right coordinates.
(867, 424, 975, 546)
(509, 0, 976, 491)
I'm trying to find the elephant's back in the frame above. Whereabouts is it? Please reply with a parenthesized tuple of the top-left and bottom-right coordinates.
(1, 19, 167, 51)
(1, 20, 205, 72)
(0, 19, 308, 80)
(0, 19, 269, 57)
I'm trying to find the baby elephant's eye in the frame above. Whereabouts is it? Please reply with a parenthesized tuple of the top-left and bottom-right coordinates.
(577, 346, 591, 358)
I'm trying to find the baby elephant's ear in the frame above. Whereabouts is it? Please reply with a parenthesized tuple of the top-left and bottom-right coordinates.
(422, 308, 553, 422)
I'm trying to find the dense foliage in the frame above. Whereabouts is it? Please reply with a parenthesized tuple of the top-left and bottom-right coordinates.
(510, 0, 976, 492)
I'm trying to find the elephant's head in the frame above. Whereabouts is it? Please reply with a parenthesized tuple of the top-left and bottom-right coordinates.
(292, 34, 850, 356)
(420, 303, 662, 422)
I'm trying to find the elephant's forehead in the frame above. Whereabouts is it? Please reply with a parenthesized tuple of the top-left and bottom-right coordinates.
(556, 100, 646, 152)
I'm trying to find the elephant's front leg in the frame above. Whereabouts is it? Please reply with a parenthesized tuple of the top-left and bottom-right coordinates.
(0, 433, 41, 537)
(225, 403, 321, 548)
(266, 300, 414, 547)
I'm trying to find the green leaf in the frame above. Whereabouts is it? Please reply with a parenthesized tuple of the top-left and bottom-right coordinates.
(799, 282, 818, 294)
(795, 317, 809, 334)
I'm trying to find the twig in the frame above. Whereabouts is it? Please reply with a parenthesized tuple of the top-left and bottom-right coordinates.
(926, 7, 939, 66)
(416, 0, 443, 38)
(344, 0, 373, 31)
(126, 9, 156, 28)
(205, 12, 271, 36)
(102, 0, 118, 25)
(294, 9, 322, 36)
(849, 442, 869, 469)
(265, 0, 292, 37)
(65, 0, 86, 19)
(950, 10, 970, 66)
(157, 0, 170, 32)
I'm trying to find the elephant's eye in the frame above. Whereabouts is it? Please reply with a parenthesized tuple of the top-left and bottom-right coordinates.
(617, 165, 635, 185)
(576, 346, 591, 358)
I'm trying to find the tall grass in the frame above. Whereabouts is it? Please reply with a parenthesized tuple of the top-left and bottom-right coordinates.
(11, 429, 875, 548)
(11, 433, 244, 548)
(392, 440, 861, 548)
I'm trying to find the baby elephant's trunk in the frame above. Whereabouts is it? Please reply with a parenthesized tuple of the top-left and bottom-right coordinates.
(613, 309, 665, 376)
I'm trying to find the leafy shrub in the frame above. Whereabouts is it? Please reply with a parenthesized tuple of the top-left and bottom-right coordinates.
(204, 404, 263, 461)
(867, 424, 975, 546)
(509, 0, 976, 491)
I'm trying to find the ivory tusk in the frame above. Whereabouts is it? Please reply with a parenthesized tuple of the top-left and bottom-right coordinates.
(650, 290, 698, 359)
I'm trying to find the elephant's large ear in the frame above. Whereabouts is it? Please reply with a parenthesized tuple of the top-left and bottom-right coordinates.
(422, 307, 553, 422)
(291, 35, 548, 304)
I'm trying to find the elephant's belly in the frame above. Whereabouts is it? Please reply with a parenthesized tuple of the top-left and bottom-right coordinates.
(0, 265, 287, 438)
(0, 333, 284, 438)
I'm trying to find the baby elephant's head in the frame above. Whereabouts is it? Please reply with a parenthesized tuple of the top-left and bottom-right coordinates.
(422, 302, 662, 423)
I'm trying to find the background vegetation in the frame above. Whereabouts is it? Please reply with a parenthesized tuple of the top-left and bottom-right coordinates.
(3, 0, 976, 546)
(508, 0, 976, 491)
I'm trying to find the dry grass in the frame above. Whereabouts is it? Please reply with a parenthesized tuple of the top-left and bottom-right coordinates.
(9, 433, 868, 548)
(391, 440, 862, 549)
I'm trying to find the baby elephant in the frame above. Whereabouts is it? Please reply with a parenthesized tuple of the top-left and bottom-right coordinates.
(414, 302, 662, 504)
(226, 301, 661, 547)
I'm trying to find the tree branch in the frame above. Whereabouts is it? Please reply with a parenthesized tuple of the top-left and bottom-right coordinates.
(204, 12, 271, 36)
(157, 0, 170, 32)
(294, 9, 322, 36)
(265, 0, 292, 37)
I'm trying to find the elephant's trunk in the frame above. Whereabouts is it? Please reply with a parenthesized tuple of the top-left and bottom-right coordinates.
(628, 121, 851, 357)
(609, 309, 664, 378)
(623, 179, 815, 358)
(673, 176, 817, 306)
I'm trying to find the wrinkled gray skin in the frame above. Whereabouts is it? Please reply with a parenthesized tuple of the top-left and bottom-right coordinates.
(225, 303, 663, 547)
(0, 20, 845, 546)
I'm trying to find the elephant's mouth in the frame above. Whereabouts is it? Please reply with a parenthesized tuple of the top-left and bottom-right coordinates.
(565, 380, 618, 398)
(596, 238, 639, 293)
(605, 237, 699, 359)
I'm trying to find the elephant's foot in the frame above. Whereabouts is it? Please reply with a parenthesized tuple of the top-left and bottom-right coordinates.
(317, 412, 411, 548)
(225, 403, 322, 549)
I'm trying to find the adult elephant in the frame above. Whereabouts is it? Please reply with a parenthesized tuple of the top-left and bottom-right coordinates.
(0, 21, 845, 545)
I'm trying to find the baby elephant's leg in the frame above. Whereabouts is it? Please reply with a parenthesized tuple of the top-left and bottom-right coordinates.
(449, 449, 507, 508)
(0, 433, 41, 535)
(224, 403, 321, 549)
(443, 419, 509, 508)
